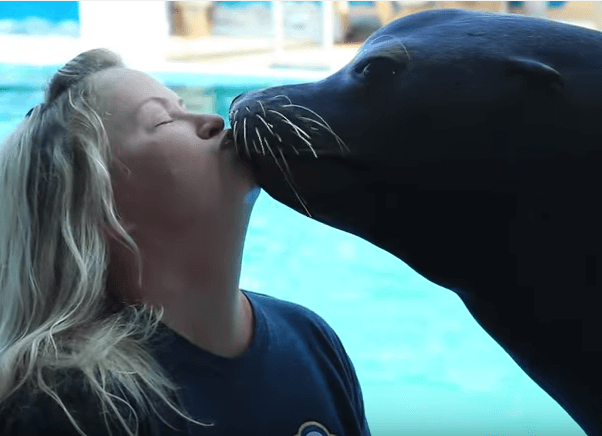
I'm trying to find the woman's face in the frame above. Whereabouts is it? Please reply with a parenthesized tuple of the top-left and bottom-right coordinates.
(93, 68, 256, 233)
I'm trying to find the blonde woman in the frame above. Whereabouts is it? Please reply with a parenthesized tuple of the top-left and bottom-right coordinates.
(0, 49, 370, 436)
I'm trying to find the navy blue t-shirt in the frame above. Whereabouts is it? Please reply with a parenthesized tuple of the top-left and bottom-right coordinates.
(0, 290, 370, 436)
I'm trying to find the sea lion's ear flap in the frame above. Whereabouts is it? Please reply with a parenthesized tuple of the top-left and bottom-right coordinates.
(505, 57, 564, 91)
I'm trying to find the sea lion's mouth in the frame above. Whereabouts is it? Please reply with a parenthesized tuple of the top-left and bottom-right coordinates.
(220, 129, 235, 150)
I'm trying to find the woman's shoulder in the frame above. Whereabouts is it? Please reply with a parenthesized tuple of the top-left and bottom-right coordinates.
(243, 290, 347, 351)
(243, 290, 365, 408)
(244, 290, 333, 328)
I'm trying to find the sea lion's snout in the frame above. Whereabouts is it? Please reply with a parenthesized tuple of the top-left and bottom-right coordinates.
(229, 90, 347, 164)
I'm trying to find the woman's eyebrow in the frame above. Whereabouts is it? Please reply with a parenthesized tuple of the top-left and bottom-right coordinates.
(135, 96, 186, 114)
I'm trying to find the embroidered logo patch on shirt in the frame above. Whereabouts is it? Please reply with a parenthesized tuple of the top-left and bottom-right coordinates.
(294, 421, 338, 436)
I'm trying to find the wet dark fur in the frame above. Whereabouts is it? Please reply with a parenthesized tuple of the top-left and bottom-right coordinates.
(230, 9, 602, 435)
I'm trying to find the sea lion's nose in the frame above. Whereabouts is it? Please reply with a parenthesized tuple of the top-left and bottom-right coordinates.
(231, 92, 246, 107)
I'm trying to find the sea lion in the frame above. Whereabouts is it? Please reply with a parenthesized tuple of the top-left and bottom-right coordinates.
(229, 9, 602, 435)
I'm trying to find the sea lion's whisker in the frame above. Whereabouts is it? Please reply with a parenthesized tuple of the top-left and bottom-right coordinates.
(265, 140, 285, 174)
(287, 123, 317, 158)
(273, 94, 293, 105)
(268, 111, 317, 157)
(288, 128, 311, 152)
(282, 104, 347, 151)
(275, 142, 291, 175)
(396, 37, 411, 62)
(264, 138, 288, 178)
(367, 34, 384, 45)
(242, 118, 251, 158)
(233, 120, 239, 151)
(284, 177, 311, 218)
(365, 34, 411, 63)
(255, 128, 266, 155)
(268, 110, 311, 140)
(273, 130, 298, 155)
(268, 146, 311, 217)
(299, 116, 349, 153)
(256, 114, 276, 137)
(258, 101, 266, 118)
(305, 144, 318, 158)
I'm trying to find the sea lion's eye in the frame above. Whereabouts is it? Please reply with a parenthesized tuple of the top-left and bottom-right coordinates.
(361, 63, 373, 76)
(357, 58, 397, 79)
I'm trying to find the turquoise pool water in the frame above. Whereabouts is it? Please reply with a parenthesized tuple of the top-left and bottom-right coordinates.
(0, 63, 585, 436)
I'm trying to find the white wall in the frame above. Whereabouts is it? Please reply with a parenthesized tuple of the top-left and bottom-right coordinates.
(79, 1, 170, 69)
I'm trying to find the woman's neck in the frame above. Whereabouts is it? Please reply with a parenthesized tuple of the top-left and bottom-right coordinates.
(107, 212, 254, 358)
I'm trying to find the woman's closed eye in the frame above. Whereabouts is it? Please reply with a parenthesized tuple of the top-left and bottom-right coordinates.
(155, 119, 173, 127)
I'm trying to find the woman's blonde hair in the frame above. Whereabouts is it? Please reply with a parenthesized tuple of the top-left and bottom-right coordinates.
(0, 49, 210, 436)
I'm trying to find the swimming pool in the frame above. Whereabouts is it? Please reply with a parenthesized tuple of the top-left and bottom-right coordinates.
(0, 63, 585, 436)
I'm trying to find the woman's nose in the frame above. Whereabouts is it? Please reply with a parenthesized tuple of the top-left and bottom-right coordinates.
(196, 114, 225, 139)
